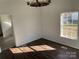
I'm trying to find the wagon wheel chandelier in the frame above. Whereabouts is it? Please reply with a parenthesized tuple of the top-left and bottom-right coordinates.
(26, 0, 51, 7)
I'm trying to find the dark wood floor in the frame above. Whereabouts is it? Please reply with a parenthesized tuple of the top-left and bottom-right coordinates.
(0, 38, 79, 59)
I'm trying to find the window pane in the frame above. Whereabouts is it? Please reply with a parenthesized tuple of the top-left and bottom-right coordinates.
(60, 12, 78, 40)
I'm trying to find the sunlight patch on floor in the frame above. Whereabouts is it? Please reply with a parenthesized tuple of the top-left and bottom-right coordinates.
(30, 45, 56, 51)
(19, 47, 34, 53)
(10, 48, 23, 54)
(9, 45, 56, 54)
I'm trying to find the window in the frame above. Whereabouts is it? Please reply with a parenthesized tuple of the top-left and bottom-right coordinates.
(60, 12, 78, 40)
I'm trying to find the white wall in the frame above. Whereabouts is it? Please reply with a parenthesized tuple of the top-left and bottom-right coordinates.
(71, 0, 79, 11)
(12, 0, 42, 46)
(0, 0, 42, 46)
(41, 0, 79, 49)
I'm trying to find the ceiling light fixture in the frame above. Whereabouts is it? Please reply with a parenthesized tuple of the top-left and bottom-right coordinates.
(26, 0, 51, 7)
